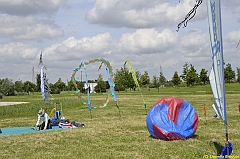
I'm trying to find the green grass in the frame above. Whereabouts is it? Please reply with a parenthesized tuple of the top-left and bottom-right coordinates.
(0, 84, 240, 159)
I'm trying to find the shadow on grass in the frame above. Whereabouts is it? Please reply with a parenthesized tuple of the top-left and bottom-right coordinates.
(212, 141, 224, 155)
(189, 134, 198, 139)
(148, 134, 199, 140)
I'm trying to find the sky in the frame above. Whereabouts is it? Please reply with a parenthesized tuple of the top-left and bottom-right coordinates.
(0, 0, 240, 84)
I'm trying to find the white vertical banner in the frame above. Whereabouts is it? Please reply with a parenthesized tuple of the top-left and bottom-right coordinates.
(206, 0, 226, 122)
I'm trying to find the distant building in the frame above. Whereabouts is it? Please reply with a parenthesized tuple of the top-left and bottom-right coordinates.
(84, 83, 97, 93)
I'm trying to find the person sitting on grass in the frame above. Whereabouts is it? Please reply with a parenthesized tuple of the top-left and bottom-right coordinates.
(34, 109, 52, 130)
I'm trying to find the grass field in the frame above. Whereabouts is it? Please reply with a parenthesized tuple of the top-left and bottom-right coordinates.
(0, 84, 240, 159)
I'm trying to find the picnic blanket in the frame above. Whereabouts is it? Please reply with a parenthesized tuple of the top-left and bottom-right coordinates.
(0, 126, 63, 136)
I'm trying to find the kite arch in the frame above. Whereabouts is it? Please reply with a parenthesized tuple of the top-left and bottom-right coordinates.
(123, 60, 147, 109)
(71, 58, 119, 112)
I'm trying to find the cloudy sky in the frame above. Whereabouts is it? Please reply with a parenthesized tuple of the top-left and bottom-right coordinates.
(0, 0, 240, 84)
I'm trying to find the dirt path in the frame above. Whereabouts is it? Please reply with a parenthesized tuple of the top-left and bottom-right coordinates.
(0, 102, 29, 106)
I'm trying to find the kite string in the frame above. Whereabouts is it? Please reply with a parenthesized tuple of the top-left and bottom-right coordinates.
(236, 40, 240, 50)
(176, 0, 203, 32)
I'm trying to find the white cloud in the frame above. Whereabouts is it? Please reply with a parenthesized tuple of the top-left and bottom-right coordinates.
(43, 33, 113, 62)
(0, 42, 39, 81)
(0, 0, 240, 84)
(0, 43, 38, 62)
(85, 0, 207, 28)
(0, 14, 64, 41)
(179, 29, 208, 54)
(35, 28, 181, 82)
(0, 0, 69, 16)
(225, 29, 240, 42)
(119, 28, 178, 54)
(0, 0, 70, 42)
(222, 1, 240, 14)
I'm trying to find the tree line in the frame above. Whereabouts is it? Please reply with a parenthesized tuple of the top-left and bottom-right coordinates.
(1, 62, 240, 96)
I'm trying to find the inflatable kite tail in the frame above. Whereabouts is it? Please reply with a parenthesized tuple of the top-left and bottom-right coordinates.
(76, 89, 80, 94)
(116, 104, 120, 111)
(91, 106, 97, 109)
(88, 103, 91, 112)
(103, 103, 107, 108)
(89, 110, 92, 119)
(144, 103, 147, 115)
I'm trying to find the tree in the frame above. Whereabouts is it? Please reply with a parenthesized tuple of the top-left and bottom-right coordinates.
(114, 66, 136, 91)
(123, 67, 135, 89)
(236, 67, 240, 83)
(114, 68, 128, 91)
(135, 70, 142, 87)
(66, 79, 75, 91)
(89, 80, 95, 83)
(49, 83, 58, 94)
(152, 75, 159, 88)
(94, 74, 106, 93)
(199, 68, 209, 85)
(139, 71, 150, 87)
(0, 78, 15, 95)
(180, 62, 189, 82)
(23, 81, 36, 94)
(224, 63, 235, 84)
(15, 80, 24, 93)
(172, 71, 181, 87)
(36, 74, 41, 92)
(54, 78, 66, 91)
(159, 66, 166, 88)
(186, 64, 198, 87)
(180, 63, 198, 87)
(105, 81, 110, 89)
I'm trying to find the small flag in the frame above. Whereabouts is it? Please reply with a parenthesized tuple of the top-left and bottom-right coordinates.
(202, 106, 206, 117)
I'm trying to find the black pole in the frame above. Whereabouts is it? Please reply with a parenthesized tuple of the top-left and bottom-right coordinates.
(81, 70, 82, 83)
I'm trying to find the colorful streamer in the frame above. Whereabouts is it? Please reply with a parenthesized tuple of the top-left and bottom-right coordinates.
(124, 60, 146, 109)
(71, 58, 119, 112)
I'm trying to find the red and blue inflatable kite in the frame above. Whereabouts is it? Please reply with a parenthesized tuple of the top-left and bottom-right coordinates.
(146, 97, 198, 140)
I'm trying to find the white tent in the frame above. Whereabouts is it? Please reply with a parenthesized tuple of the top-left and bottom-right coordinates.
(84, 83, 97, 93)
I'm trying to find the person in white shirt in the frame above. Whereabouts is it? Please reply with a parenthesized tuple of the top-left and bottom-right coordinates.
(34, 110, 52, 130)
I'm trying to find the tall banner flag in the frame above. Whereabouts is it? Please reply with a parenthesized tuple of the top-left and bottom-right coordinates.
(207, 0, 232, 157)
